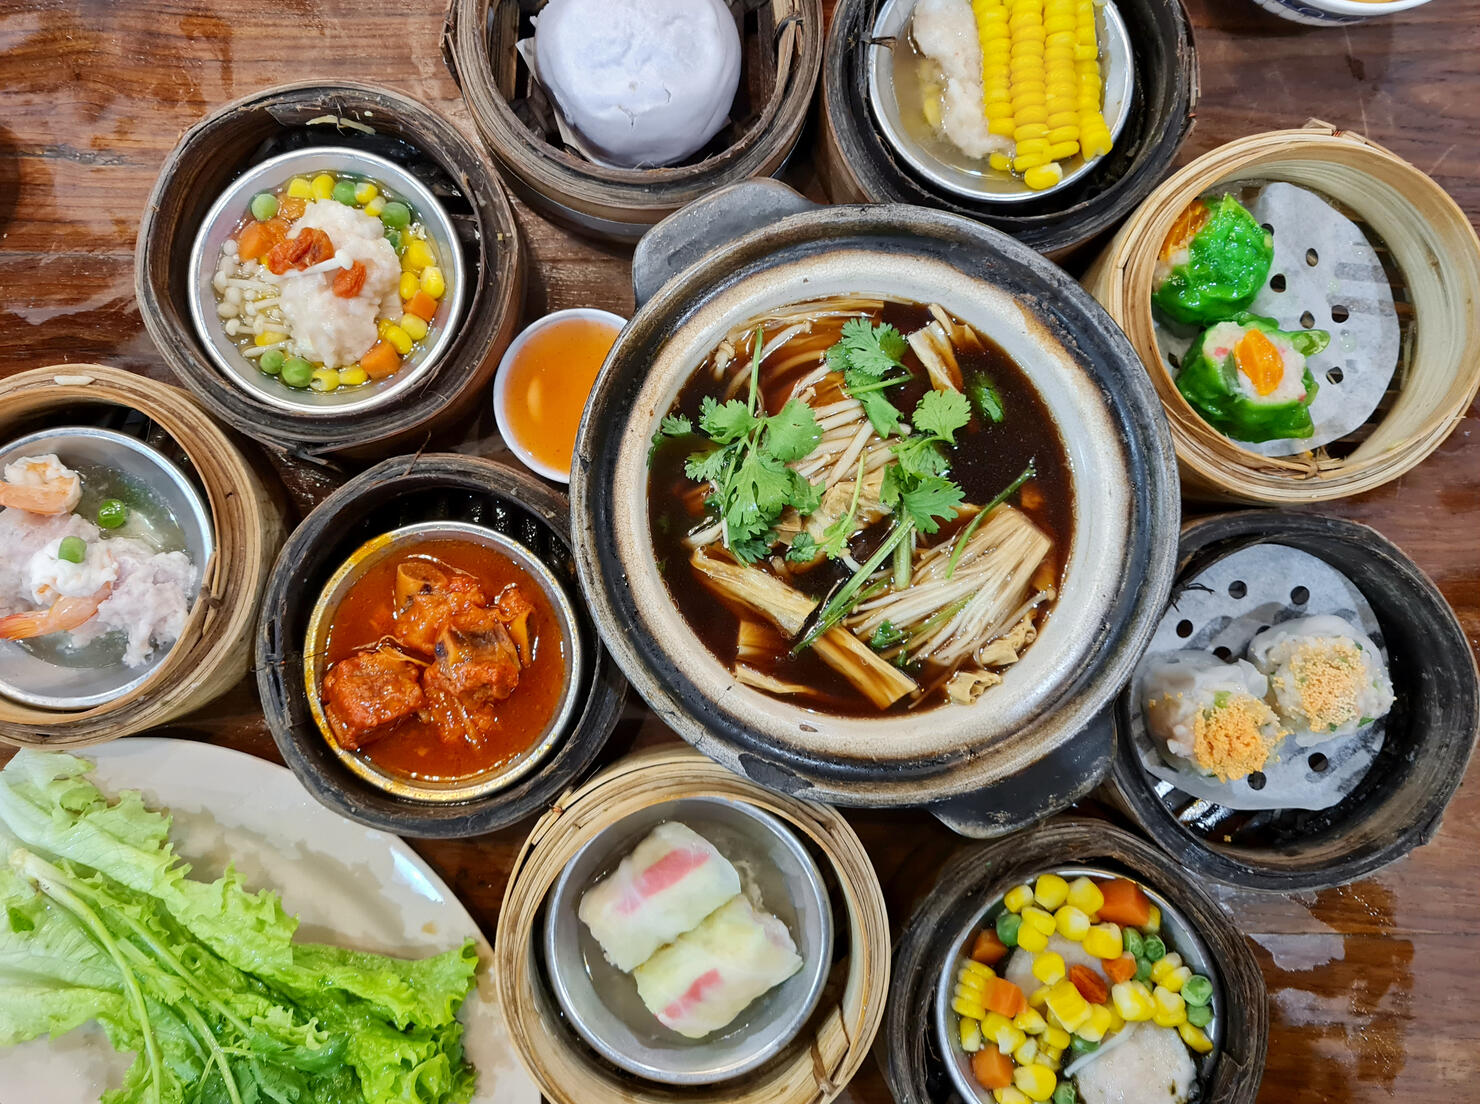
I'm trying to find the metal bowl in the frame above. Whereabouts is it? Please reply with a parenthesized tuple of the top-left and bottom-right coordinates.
(541, 795, 835, 1085)
(866, 0, 1135, 204)
(0, 427, 215, 710)
(934, 865, 1224, 1104)
(187, 146, 468, 417)
(301, 520, 585, 802)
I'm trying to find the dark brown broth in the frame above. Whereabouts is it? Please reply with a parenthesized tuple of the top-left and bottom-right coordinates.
(647, 300, 1075, 716)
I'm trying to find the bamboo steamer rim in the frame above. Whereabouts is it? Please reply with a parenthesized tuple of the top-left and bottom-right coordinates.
(1084, 123, 1480, 503)
(495, 745, 889, 1104)
(447, 0, 824, 225)
(0, 365, 284, 746)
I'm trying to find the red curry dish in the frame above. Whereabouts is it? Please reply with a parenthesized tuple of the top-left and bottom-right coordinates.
(318, 538, 567, 783)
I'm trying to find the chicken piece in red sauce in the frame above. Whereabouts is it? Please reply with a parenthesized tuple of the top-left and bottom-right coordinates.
(421, 606, 523, 743)
(494, 585, 537, 663)
(392, 559, 488, 654)
(322, 642, 426, 750)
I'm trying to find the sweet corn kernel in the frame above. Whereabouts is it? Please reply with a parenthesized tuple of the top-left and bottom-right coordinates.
(963, 959, 997, 981)
(339, 366, 368, 387)
(1016, 105, 1049, 125)
(994, 1088, 1030, 1104)
(354, 182, 378, 205)
(960, 1016, 983, 1053)
(420, 265, 446, 299)
(1024, 163, 1064, 191)
(989, 116, 1019, 137)
(984, 1011, 1014, 1040)
(1105, 1004, 1124, 1033)
(403, 238, 436, 273)
(1150, 954, 1184, 985)
(399, 271, 420, 300)
(1152, 986, 1187, 1028)
(1028, 985, 1050, 1011)
(287, 177, 313, 199)
(1144, 904, 1162, 933)
(377, 317, 395, 339)
(1178, 1021, 1215, 1054)
(384, 324, 414, 356)
(1053, 905, 1090, 941)
(1111, 980, 1155, 1022)
(956, 982, 987, 1006)
(952, 994, 987, 1021)
(1044, 980, 1090, 1032)
(311, 173, 336, 200)
(1077, 1003, 1113, 1043)
(995, 1022, 1028, 1055)
(1083, 923, 1124, 960)
(364, 195, 386, 217)
(1013, 1062, 1057, 1102)
(957, 968, 989, 994)
(1014, 122, 1050, 143)
(1161, 966, 1192, 994)
(1066, 877, 1104, 915)
(1016, 922, 1049, 953)
(1014, 1007, 1047, 1035)
(398, 313, 429, 342)
(1042, 1024, 1070, 1051)
(1032, 952, 1066, 986)
(1013, 1037, 1038, 1065)
(1047, 140, 1080, 161)
(309, 367, 340, 392)
(989, 151, 1014, 173)
(1022, 907, 1056, 936)
(255, 331, 288, 347)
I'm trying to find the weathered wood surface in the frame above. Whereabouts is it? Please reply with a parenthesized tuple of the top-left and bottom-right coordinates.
(1, 1, 1478, 1101)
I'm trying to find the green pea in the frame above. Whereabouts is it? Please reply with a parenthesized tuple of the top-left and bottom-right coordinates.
(57, 536, 87, 563)
(280, 357, 314, 389)
(97, 499, 128, 529)
(384, 228, 405, 255)
(1123, 928, 1144, 958)
(380, 200, 411, 229)
(995, 911, 1021, 948)
(249, 192, 278, 221)
(332, 179, 357, 206)
(1186, 1002, 1213, 1028)
(1182, 974, 1213, 1007)
(259, 348, 285, 376)
(1134, 956, 1153, 984)
(1142, 936, 1166, 962)
(1052, 1083, 1077, 1104)
(1069, 1035, 1098, 1055)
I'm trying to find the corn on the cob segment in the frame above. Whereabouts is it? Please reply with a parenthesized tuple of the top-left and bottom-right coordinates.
(968, 0, 1111, 188)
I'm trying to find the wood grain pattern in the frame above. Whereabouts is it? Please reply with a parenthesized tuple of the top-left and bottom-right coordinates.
(1, 1, 1478, 1102)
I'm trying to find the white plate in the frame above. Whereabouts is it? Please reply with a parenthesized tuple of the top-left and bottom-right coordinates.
(0, 738, 540, 1104)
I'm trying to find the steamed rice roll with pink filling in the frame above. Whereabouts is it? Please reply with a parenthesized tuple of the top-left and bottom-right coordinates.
(578, 821, 742, 971)
(1141, 650, 1286, 782)
(632, 894, 803, 1038)
(1248, 614, 1394, 745)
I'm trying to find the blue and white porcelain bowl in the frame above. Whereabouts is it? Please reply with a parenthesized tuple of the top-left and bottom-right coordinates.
(1251, 0, 1432, 25)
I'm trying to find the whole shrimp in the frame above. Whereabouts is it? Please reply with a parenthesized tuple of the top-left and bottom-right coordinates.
(0, 584, 111, 640)
(0, 455, 82, 516)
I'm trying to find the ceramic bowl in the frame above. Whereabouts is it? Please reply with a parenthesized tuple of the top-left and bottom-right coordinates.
(302, 519, 585, 802)
(542, 795, 834, 1084)
(1250, 0, 1432, 26)
(0, 426, 214, 710)
(187, 146, 467, 416)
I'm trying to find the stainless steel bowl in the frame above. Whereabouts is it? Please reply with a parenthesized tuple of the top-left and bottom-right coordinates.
(187, 146, 467, 416)
(541, 796, 835, 1085)
(302, 520, 584, 802)
(0, 427, 215, 710)
(934, 865, 1224, 1103)
(867, 0, 1135, 204)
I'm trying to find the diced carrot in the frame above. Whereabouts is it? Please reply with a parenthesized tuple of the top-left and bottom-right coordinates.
(359, 340, 401, 380)
(971, 1045, 1015, 1091)
(1234, 328, 1285, 396)
(970, 928, 1010, 967)
(983, 977, 1025, 1019)
(279, 195, 306, 220)
(404, 290, 438, 322)
(1095, 879, 1152, 929)
(237, 218, 286, 262)
(1068, 963, 1109, 1005)
(333, 261, 367, 299)
(1103, 954, 1137, 984)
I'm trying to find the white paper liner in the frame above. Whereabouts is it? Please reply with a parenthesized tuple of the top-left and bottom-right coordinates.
(1156, 182, 1400, 457)
(1128, 544, 1388, 812)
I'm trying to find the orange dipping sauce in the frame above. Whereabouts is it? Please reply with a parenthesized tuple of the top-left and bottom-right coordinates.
(498, 313, 621, 478)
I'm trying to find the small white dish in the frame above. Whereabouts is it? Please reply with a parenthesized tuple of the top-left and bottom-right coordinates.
(493, 308, 626, 483)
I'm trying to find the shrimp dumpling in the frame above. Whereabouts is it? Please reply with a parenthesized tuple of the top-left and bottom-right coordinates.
(1141, 651, 1286, 782)
(1247, 615, 1394, 746)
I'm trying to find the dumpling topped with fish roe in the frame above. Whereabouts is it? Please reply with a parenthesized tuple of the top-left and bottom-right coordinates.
(1248, 614, 1395, 746)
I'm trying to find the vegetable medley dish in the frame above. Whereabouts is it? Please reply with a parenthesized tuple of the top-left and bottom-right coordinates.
(211, 170, 448, 393)
(950, 872, 1216, 1104)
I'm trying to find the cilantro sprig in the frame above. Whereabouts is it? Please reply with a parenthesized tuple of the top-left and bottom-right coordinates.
(829, 318, 911, 437)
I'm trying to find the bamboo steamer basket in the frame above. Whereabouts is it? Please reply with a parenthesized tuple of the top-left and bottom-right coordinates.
(495, 745, 889, 1104)
(444, 0, 823, 243)
(0, 365, 285, 747)
(137, 81, 525, 461)
(1082, 124, 1480, 502)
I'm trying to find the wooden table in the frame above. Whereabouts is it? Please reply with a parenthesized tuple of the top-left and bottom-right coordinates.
(2, 1, 1477, 1101)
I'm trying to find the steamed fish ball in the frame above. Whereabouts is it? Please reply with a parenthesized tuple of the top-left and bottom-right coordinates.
(533, 0, 742, 168)
(1141, 650, 1285, 782)
(1248, 614, 1394, 745)
(1073, 1021, 1197, 1104)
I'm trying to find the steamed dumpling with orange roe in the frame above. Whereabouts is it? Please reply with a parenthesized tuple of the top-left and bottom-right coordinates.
(1248, 615, 1394, 746)
(533, 0, 742, 168)
(1141, 650, 1286, 782)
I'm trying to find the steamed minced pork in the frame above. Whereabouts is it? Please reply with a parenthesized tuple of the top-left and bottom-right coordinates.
(911, 0, 1010, 161)
(274, 200, 401, 368)
(1074, 1022, 1198, 1104)
(1141, 650, 1286, 782)
(1248, 615, 1394, 745)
